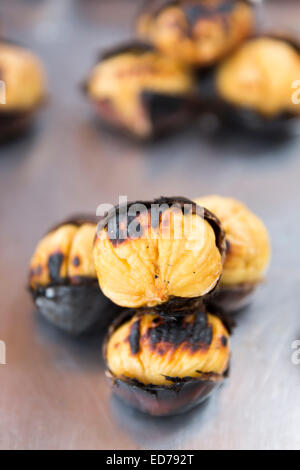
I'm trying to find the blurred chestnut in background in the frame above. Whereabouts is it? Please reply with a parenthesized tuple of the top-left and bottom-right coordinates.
(83, 42, 196, 139)
(29, 215, 115, 335)
(104, 308, 230, 415)
(136, 0, 256, 67)
(0, 40, 46, 139)
(195, 196, 271, 312)
(93, 197, 225, 309)
(210, 36, 300, 133)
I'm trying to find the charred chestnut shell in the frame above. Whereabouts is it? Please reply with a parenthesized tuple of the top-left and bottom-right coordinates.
(136, 0, 256, 67)
(104, 308, 230, 416)
(201, 34, 300, 135)
(29, 215, 116, 335)
(0, 39, 46, 140)
(83, 41, 196, 139)
(204, 281, 257, 313)
(0, 110, 39, 141)
(93, 196, 226, 310)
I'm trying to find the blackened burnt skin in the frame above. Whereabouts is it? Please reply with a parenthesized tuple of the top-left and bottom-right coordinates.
(136, 0, 256, 66)
(93, 196, 226, 310)
(48, 252, 64, 283)
(72, 256, 81, 267)
(146, 310, 212, 352)
(104, 308, 230, 416)
(29, 214, 118, 335)
(143, 0, 245, 25)
(128, 318, 141, 354)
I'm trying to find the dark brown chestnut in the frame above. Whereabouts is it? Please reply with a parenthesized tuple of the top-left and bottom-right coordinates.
(83, 42, 196, 139)
(104, 308, 230, 416)
(93, 196, 225, 310)
(195, 195, 271, 313)
(136, 0, 256, 67)
(0, 39, 46, 139)
(204, 35, 300, 134)
(29, 215, 116, 335)
(205, 281, 257, 313)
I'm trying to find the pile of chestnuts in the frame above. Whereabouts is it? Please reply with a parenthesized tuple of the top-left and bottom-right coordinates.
(83, 0, 300, 138)
(28, 195, 270, 416)
(3, 1, 300, 140)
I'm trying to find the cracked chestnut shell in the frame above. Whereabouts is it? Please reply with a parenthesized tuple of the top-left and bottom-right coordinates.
(206, 35, 300, 134)
(0, 40, 46, 139)
(93, 196, 225, 310)
(136, 0, 255, 67)
(104, 308, 230, 416)
(195, 195, 271, 312)
(83, 42, 196, 139)
(29, 215, 115, 335)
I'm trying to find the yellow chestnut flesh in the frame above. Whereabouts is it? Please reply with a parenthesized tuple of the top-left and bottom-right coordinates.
(216, 37, 300, 117)
(195, 195, 271, 286)
(106, 311, 230, 386)
(29, 222, 97, 289)
(68, 224, 97, 282)
(86, 46, 194, 137)
(94, 203, 223, 308)
(0, 41, 46, 111)
(137, 0, 254, 66)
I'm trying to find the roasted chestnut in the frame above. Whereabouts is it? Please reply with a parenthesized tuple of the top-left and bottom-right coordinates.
(83, 42, 196, 138)
(195, 195, 271, 312)
(93, 197, 225, 310)
(104, 308, 230, 415)
(211, 36, 300, 133)
(136, 0, 255, 67)
(29, 216, 115, 335)
(0, 40, 46, 139)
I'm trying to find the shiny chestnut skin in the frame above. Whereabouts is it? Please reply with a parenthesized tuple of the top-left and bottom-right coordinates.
(29, 215, 116, 335)
(195, 196, 271, 313)
(93, 196, 225, 310)
(204, 35, 300, 135)
(104, 308, 230, 416)
(136, 0, 256, 67)
(206, 281, 257, 313)
(83, 42, 196, 139)
(0, 39, 46, 140)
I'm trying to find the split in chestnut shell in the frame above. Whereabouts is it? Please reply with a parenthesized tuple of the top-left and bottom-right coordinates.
(136, 0, 256, 67)
(83, 41, 196, 139)
(29, 215, 116, 335)
(93, 196, 226, 310)
(104, 308, 230, 416)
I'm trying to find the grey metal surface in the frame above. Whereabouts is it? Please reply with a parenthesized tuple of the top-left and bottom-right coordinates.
(0, 0, 299, 450)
